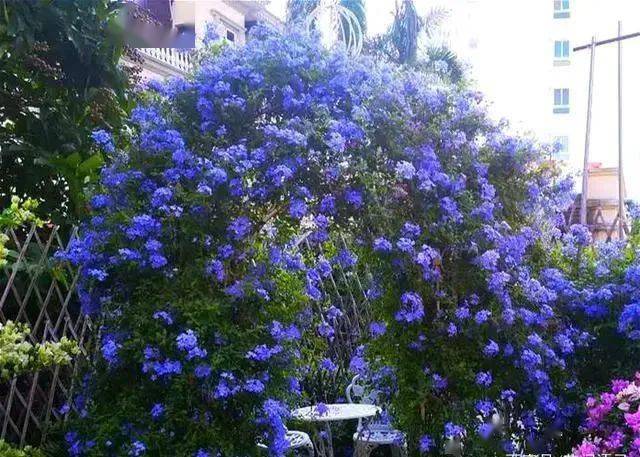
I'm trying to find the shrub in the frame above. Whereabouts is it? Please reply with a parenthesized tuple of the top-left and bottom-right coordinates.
(60, 24, 640, 457)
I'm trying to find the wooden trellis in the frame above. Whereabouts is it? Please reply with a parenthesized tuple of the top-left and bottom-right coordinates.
(0, 224, 94, 446)
(297, 232, 373, 350)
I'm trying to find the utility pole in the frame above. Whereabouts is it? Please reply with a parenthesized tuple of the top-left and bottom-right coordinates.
(617, 21, 625, 239)
(580, 36, 596, 226)
(573, 27, 640, 238)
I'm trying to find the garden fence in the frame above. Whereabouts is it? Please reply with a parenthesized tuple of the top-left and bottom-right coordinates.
(0, 224, 94, 446)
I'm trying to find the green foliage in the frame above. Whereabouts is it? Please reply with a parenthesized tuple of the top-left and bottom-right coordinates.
(0, 440, 44, 457)
(0, 196, 43, 268)
(364, 2, 463, 83)
(0, 0, 134, 222)
(0, 320, 79, 380)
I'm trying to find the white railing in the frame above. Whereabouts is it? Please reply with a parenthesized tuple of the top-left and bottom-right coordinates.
(138, 47, 193, 73)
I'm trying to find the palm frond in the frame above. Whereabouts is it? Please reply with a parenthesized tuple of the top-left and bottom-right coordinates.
(340, 0, 367, 35)
(423, 7, 449, 39)
(424, 45, 464, 83)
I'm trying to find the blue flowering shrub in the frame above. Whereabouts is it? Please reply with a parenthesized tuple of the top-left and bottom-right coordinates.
(58, 24, 640, 456)
(361, 207, 640, 455)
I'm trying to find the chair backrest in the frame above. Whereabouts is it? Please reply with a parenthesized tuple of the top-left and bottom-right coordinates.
(345, 375, 389, 431)
(346, 375, 379, 405)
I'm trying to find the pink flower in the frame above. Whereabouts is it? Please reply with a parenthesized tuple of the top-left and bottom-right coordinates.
(625, 408, 640, 433)
(573, 440, 600, 457)
(586, 394, 616, 429)
(612, 378, 631, 394)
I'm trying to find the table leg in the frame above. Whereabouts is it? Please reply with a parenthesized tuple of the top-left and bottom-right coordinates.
(310, 422, 334, 457)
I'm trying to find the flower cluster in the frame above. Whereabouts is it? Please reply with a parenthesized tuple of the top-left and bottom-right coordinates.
(573, 373, 640, 457)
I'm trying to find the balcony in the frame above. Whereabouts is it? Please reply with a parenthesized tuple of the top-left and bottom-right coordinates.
(138, 47, 193, 77)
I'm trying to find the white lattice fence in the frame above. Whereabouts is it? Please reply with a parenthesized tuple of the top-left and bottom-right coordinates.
(0, 224, 93, 446)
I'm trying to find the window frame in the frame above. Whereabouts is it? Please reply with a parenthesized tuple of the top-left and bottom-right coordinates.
(554, 0, 570, 18)
(553, 88, 570, 113)
(554, 40, 570, 59)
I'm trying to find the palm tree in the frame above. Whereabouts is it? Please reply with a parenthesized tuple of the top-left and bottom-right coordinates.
(364, 0, 464, 83)
(390, 0, 421, 64)
(286, 0, 367, 36)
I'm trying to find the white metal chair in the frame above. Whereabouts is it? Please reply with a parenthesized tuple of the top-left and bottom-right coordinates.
(258, 429, 315, 456)
(346, 375, 407, 457)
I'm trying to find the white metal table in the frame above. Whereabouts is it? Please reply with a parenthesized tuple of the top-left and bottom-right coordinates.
(291, 404, 381, 457)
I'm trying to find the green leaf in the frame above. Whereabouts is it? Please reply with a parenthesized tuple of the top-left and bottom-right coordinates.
(64, 151, 82, 168)
(77, 152, 104, 175)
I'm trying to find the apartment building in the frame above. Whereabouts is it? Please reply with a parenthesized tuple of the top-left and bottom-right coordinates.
(430, 1, 640, 189)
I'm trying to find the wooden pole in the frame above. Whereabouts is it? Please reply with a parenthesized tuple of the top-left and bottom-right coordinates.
(581, 36, 596, 226)
(618, 21, 625, 239)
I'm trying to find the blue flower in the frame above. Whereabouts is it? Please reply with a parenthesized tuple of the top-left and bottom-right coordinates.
(91, 129, 115, 153)
(227, 216, 252, 241)
(476, 423, 493, 440)
(246, 344, 282, 362)
(369, 321, 387, 338)
(320, 358, 338, 372)
(474, 310, 491, 324)
(194, 364, 212, 379)
(395, 292, 424, 324)
(419, 435, 434, 453)
(129, 440, 146, 456)
(477, 250, 499, 272)
(244, 378, 266, 393)
(319, 194, 336, 215)
(475, 371, 492, 387)
(373, 237, 392, 253)
(444, 422, 465, 438)
(432, 373, 448, 391)
(152, 310, 173, 325)
(344, 189, 363, 209)
(396, 237, 415, 253)
(101, 336, 120, 366)
(475, 399, 494, 417)
(150, 403, 164, 419)
(176, 330, 198, 351)
(289, 198, 307, 219)
(395, 161, 416, 180)
(618, 302, 640, 340)
(482, 340, 499, 358)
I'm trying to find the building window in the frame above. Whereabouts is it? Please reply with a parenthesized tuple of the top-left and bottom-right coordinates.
(554, 40, 570, 59)
(552, 136, 569, 161)
(554, 0, 570, 18)
(226, 30, 235, 42)
(553, 88, 570, 113)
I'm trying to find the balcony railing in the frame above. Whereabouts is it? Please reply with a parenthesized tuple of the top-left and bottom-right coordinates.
(138, 47, 193, 74)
